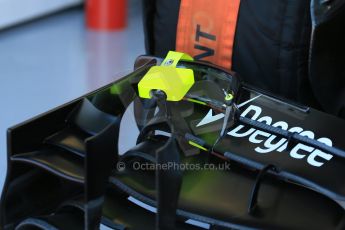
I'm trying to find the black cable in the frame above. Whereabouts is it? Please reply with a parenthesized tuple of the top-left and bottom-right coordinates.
(238, 115, 345, 159)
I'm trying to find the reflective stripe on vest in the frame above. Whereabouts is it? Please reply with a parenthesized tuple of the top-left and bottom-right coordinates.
(176, 0, 241, 69)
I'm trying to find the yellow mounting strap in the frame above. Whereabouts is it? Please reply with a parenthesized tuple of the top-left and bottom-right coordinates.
(138, 51, 194, 101)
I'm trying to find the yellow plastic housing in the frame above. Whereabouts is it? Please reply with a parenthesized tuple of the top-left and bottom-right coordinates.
(138, 51, 194, 101)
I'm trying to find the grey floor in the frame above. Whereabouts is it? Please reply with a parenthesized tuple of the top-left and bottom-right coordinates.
(0, 2, 145, 196)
